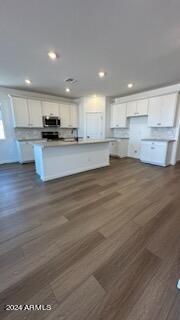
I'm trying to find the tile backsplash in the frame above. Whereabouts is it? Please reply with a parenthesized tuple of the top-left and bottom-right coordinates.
(112, 126, 177, 140)
(150, 127, 176, 140)
(112, 128, 129, 138)
(15, 128, 75, 140)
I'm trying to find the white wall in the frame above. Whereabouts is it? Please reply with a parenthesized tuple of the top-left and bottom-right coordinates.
(79, 95, 106, 139)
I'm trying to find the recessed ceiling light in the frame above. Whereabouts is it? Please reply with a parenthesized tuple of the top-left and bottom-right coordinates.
(128, 83, 133, 88)
(65, 87, 70, 93)
(25, 79, 32, 85)
(98, 71, 106, 78)
(48, 51, 58, 60)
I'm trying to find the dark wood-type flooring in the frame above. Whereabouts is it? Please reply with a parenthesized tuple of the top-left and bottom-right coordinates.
(0, 158, 180, 320)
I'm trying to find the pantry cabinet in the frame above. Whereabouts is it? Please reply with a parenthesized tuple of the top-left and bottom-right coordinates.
(127, 99, 148, 117)
(42, 101, 59, 117)
(148, 93, 177, 127)
(59, 103, 78, 128)
(140, 140, 173, 166)
(110, 103, 127, 128)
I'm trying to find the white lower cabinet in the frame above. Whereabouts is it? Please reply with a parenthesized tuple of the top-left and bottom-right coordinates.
(140, 140, 173, 166)
(16, 140, 44, 163)
(110, 139, 129, 158)
(16, 141, 34, 163)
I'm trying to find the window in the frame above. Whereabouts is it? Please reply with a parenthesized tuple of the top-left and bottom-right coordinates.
(0, 109, 5, 139)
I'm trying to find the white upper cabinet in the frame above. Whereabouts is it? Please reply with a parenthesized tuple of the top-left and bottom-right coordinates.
(136, 99, 148, 116)
(42, 101, 59, 116)
(27, 99, 43, 127)
(127, 99, 148, 117)
(59, 103, 78, 128)
(11, 97, 43, 128)
(70, 104, 78, 128)
(59, 104, 71, 128)
(126, 101, 137, 117)
(11, 97, 29, 127)
(110, 103, 127, 128)
(148, 93, 177, 127)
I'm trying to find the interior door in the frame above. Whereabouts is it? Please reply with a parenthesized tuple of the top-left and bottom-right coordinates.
(86, 112, 103, 139)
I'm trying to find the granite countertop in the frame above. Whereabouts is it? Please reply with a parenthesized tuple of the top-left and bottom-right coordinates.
(17, 138, 46, 142)
(141, 138, 175, 142)
(32, 139, 114, 148)
(108, 137, 129, 140)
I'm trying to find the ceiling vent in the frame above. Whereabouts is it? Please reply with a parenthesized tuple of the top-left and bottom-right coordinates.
(64, 78, 78, 84)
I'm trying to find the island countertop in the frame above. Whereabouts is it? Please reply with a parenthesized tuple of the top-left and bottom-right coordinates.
(32, 138, 114, 148)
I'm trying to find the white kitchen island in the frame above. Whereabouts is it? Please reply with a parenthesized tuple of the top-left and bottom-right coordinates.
(33, 139, 111, 181)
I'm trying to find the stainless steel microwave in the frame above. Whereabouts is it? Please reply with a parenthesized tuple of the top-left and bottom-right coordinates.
(43, 116, 60, 127)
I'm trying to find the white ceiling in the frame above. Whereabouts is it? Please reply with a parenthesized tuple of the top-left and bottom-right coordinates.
(0, 0, 180, 98)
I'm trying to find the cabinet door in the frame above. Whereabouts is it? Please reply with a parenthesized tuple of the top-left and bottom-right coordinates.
(42, 101, 59, 116)
(118, 140, 129, 157)
(160, 93, 177, 127)
(148, 96, 161, 127)
(136, 99, 148, 116)
(110, 104, 119, 128)
(70, 104, 78, 128)
(11, 97, 29, 127)
(28, 99, 43, 127)
(118, 103, 127, 127)
(59, 104, 71, 128)
(17, 141, 34, 163)
(126, 101, 137, 117)
(109, 141, 118, 156)
(140, 142, 151, 163)
(150, 143, 167, 166)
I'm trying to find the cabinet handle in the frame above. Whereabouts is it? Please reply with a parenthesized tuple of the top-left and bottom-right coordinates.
(157, 123, 161, 125)
(151, 147, 155, 149)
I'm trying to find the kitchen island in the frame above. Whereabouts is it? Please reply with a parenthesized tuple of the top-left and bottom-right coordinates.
(33, 139, 112, 181)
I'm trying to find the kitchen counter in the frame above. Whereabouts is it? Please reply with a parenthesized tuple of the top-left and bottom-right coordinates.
(107, 137, 129, 140)
(33, 139, 112, 181)
(141, 138, 175, 142)
(33, 138, 113, 148)
(17, 138, 47, 142)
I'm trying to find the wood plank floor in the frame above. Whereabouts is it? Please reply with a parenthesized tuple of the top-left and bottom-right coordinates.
(0, 158, 180, 320)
